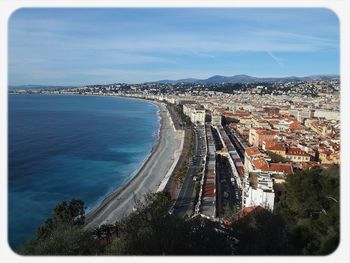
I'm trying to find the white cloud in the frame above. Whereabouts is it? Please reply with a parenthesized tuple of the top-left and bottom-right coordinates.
(266, 51, 283, 67)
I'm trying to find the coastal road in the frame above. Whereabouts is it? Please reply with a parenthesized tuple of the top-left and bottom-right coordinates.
(173, 125, 205, 217)
(85, 102, 184, 228)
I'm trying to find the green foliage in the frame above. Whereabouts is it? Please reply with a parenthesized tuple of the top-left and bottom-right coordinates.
(18, 165, 339, 255)
(275, 166, 340, 255)
(18, 225, 99, 255)
(267, 151, 286, 163)
(37, 199, 85, 239)
(53, 199, 85, 225)
(228, 208, 293, 255)
(174, 127, 194, 183)
(106, 192, 232, 255)
(227, 166, 339, 255)
(17, 199, 99, 255)
(92, 223, 119, 246)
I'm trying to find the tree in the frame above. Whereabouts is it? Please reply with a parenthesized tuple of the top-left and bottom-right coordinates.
(17, 199, 100, 255)
(18, 225, 99, 255)
(37, 199, 85, 239)
(267, 151, 286, 163)
(228, 208, 293, 255)
(52, 199, 85, 225)
(106, 192, 232, 255)
(275, 166, 340, 255)
(18, 166, 339, 256)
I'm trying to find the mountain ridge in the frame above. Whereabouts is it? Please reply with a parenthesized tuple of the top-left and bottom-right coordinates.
(148, 74, 339, 84)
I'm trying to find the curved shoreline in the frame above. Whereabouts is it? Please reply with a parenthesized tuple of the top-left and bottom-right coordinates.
(85, 97, 162, 215)
(85, 98, 183, 228)
(84, 100, 163, 222)
(10, 93, 182, 229)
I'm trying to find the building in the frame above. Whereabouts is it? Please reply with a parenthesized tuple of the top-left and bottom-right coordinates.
(314, 109, 340, 121)
(243, 172, 275, 211)
(251, 157, 269, 172)
(248, 128, 278, 147)
(211, 113, 222, 126)
(269, 163, 293, 175)
(191, 108, 206, 125)
(183, 104, 206, 125)
(244, 146, 264, 172)
(285, 148, 311, 162)
(263, 141, 286, 156)
(223, 206, 265, 226)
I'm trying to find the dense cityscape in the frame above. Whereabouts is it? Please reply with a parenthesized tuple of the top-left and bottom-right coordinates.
(11, 77, 340, 224)
(5, 5, 347, 259)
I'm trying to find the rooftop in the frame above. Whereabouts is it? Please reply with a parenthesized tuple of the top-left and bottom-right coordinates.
(286, 147, 310, 157)
(269, 163, 293, 174)
(252, 157, 269, 172)
(245, 146, 262, 157)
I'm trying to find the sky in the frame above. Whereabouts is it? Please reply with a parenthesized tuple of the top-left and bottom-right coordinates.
(8, 8, 339, 86)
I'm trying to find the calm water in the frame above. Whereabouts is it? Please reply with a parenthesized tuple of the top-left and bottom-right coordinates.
(8, 94, 159, 249)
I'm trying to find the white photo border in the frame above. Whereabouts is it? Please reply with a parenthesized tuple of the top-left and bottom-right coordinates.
(1, 1, 349, 263)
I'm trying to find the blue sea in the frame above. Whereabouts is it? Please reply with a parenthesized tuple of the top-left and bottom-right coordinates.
(8, 94, 160, 249)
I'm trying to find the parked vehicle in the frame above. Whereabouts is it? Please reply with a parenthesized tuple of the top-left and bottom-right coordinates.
(223, 191, 229, 199)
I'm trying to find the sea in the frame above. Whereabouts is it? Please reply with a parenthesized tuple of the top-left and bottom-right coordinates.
(8, 94, 160, 249)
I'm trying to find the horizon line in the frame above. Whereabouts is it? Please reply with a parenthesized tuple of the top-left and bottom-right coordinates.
(9, 73, 340, 87)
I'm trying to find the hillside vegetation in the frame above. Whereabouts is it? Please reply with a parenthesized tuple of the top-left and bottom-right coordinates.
(17, 166, 339, 255)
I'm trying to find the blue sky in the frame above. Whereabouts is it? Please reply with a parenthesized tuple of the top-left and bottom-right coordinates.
(9, 8, 339, 85)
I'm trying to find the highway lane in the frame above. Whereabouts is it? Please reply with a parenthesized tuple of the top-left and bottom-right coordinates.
(173, 125, 205, 217)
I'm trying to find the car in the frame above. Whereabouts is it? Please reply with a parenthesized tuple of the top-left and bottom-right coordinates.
(223, 191, 229, 199)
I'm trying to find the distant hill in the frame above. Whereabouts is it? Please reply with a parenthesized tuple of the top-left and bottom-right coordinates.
(148, 74, 339, 84)
(9, 85, 79, 90)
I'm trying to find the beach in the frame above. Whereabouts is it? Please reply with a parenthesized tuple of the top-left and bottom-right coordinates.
(85, 100, 184, 228)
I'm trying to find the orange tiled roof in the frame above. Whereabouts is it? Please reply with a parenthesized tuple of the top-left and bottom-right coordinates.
(266, 145, 286, 152)
(256, 130, 278, 136)
(264, 140, 275, 147)
(224, 206, 265, 226)
(269, 163, 293, 174)
(253, 127, 267, 131)
(224, 112, 238, 118)
(252, 157, 269, 171)
(321, 149, 333, 155)
(245, 146, 262, 157)
(240, 115, 253, 119)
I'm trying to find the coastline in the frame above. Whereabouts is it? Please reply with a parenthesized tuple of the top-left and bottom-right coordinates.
(85, 97, 183, 228)
(9, 93, 183, 229)
(84, 96, 162, 215)
(84, 98, 162, 218)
